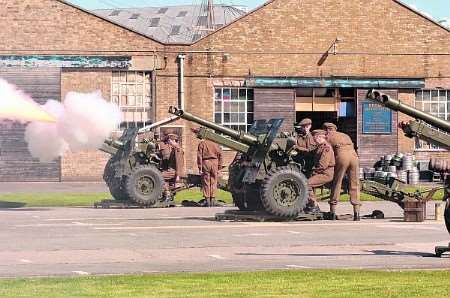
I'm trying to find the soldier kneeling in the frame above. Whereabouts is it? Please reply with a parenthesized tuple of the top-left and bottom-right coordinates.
(305, 129, 335, 213)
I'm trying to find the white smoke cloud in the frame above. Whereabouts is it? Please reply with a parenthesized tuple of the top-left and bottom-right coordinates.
(24, 91, 122, 162)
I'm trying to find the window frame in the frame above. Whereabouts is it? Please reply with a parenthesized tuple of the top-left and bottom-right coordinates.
(111, 71, 153, 130)
(414, 89, 449, 152)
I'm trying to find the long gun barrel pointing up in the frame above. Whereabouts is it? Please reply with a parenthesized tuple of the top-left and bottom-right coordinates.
(367, 89, 450, 133)
(169, 106, 259, 145)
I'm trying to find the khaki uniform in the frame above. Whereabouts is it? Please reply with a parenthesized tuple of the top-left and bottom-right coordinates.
(159, 141, 184, 186)
(327, 131, 360, 206)
(197, 140, 223, 199)
(308, 142, 335, 205)
(296, 133, 317, 152)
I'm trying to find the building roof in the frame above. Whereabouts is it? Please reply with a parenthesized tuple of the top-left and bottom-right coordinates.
(93, 5, 247, 44)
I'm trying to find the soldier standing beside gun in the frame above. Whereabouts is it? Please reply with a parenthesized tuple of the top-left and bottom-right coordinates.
(159, 132, 185, 198)
(323, 122, 361, 221)
(295, 118, 316, 152)
(306, 129, 335, 213)
(193, 128, 223, 207)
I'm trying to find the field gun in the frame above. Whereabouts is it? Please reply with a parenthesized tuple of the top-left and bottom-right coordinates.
(169, 106, 309, 218)
(367, 90, 450, 238)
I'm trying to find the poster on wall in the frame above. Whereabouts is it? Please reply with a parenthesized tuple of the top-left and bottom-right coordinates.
(362, 100, 392, 134)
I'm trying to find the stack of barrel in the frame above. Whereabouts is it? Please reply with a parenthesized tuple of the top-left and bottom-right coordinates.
(362, 153, 419, 185)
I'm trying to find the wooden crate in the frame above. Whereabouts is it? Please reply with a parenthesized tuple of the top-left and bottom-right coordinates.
(404, 201, 427, 222)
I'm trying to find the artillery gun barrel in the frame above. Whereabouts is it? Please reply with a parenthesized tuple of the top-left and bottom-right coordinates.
(169, 106, 259, 145)
(368, 89, 450, 133)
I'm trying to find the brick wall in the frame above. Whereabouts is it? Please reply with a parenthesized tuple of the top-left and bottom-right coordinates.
(60, 70, 112, 181)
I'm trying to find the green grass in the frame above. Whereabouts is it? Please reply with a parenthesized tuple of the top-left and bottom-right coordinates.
(0, 189, 232, 208)
(0, 185, 443, 208)
(1, 270, 450, 298)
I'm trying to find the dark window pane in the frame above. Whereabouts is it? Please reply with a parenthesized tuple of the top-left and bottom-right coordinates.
(214, 113, 222, 123)
(231, 89, 239, 100)
(230, 113, 239, 122)
(214, 88, 222, 100)
(223, 101, 231, 113)
(238, 113, 245, 123)
(432, 90, 439, 99)
(239, 89, 246, 100)
(247, 89, 254, 100)
(197, 16, 207, 26)
(247, 113, 254, 124)
(223, 88, 231, 100)
(247, 101, 254, 112)
(224, 113, 230, 123)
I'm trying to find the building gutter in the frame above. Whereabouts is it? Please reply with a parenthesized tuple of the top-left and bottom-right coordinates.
(245, 77, 426, 89)
(178, 54, 186, 110)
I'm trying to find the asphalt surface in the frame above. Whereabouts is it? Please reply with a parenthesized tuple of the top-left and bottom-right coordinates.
(1, 201, 450, 278)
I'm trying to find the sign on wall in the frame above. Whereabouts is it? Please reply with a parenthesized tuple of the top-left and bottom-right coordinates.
(362, 100, 392, 134)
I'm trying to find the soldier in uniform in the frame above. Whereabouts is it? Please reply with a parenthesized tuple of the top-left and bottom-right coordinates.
(295, 118, 316, 152)
(294, 118, 317, 173)
(193, 128, 223, 207)
(323, 122, 361, 221)
(159, 131, 185, 198)
(306, 129, 335, 213)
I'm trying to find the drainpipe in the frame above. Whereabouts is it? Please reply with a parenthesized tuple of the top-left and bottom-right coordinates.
(178, 54, 185, 110)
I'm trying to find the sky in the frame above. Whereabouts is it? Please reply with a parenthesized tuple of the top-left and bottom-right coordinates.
(68, 0, 449, 21)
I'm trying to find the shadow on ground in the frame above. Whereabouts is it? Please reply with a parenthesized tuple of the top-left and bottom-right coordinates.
(0, 201, 26, 208)
(236, 250, 437, 258)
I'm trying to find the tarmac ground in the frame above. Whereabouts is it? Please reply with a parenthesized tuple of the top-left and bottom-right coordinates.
(1, 198, 450, 278)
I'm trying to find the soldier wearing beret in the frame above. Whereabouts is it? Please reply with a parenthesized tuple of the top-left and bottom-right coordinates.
(306, 129, 335, 213)
(323, 122, 361, 221)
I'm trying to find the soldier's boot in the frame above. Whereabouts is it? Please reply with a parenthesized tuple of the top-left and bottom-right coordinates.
(206, 198, 212, 207)
(353, 205, 361, 221)
(329, 204, 337, 220)
(210, 198, 216, 207)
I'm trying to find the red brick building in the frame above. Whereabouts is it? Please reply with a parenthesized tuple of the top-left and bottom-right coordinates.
(0, 0, 449, 181)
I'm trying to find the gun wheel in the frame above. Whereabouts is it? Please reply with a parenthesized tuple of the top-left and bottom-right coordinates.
(124, 165, 164, 206)
(261, 166, 308, 218)
(103, 157, 128, 201)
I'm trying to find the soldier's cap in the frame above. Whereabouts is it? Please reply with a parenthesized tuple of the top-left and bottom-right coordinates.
(322, 122, 337, 130)
(296, 118, 312, 126)
(311, 129, 327, 136)
(191, 127, 201, 134)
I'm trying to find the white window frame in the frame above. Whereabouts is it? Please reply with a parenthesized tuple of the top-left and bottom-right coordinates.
(213, 87, 254, 132)
(414, 89, 449, 151)
(111, 71, 153, 130)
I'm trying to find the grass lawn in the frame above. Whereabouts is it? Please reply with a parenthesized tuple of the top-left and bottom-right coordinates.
(1, 270, 450, 298)
(0, 186, 443, 208)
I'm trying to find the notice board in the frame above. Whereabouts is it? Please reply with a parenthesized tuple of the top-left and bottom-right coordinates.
(362, 100, 392, 134)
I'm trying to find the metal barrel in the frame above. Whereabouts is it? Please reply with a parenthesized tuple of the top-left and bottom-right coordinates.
(368, 89, 450, 133)
(169, 106, 258, 145)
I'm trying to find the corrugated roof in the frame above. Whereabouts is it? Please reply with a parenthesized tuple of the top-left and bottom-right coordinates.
(94, 5, 246, 44)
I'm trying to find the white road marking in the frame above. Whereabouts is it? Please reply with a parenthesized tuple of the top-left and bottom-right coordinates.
(233, 233, 270, 237)
(128, 233, 138, 236)
(72, 271, 90, 275)
(20, 259, 32, 263)
(32, 216, 40, 219)
(285, 265, 311, 269)
(17, 223, 123, 228)
(287, 231, 302, 234)
(208, 255, 226, 260)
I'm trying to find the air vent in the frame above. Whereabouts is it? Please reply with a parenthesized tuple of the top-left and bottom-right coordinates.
(149, 18, 160, 27)
(158, 7, 168, 14)
(170, 25, 181, 35)
(109, 10, 120, 16)
(129, 13, 139, 19)
(177, 11, 188, 17)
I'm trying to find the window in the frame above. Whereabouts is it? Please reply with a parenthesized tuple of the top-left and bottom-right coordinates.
(415, 89, 449, 150)
(170, 25, 181, 35)
(129, 13, 139, 19)
(111, 71, 153, 130)
(158, 7, 168, 14)
(109, 10, 121, 16)
(214, 87, 254, 132)
(149, 18, 160, 27)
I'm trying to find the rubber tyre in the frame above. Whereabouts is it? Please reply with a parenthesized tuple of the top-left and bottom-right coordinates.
(445, 199, 450, 235)
(124, 165, 164, 206)
(103, 158, 129, 201)
(261, 166, 308, 218)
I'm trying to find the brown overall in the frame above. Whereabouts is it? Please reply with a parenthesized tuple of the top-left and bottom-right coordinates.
(197, 140, 223, 199)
